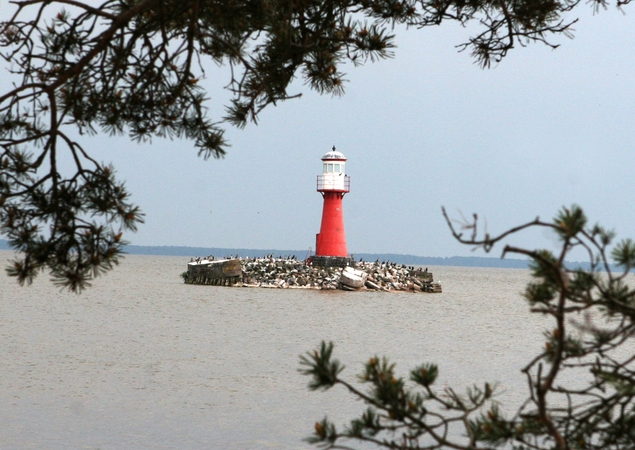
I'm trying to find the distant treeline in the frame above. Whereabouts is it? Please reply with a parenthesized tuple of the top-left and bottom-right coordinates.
(354, 254, 530, 268)
(0, 239, 606, 270)
(122, 244, 534, 269)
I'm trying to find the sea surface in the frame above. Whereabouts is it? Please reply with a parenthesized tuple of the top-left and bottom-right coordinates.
(0, 250, 551, 449)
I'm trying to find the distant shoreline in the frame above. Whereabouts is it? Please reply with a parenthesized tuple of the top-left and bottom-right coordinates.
(145, 246, 532, 269)
(1, 239, 529, 269)
(0, 240, 607, 270)
(127, 245, 533, 268)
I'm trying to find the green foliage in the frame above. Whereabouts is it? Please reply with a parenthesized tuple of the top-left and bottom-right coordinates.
(410, 363, 438, 387)
(468, 405, 518, 446)
(524, 280, 556, 305)
(307, 418, 338, 447)
(302, 342, 501, 448)
(303, 206, 635, 449)
(528, 249, 560, 286)
(299, 341, 345, 390)
(1, 157, 140, 291)
(611, 238, 635, 269)
(553, 204, 587, 240)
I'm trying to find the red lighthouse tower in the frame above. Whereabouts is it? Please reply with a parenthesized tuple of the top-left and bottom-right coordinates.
(314, 147, 351, 266)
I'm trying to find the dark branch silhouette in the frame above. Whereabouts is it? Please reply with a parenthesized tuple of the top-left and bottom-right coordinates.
(303, 205, 635, 449)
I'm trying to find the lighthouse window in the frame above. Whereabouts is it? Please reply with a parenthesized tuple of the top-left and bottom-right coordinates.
(334, 164, 340, 173)
(323, 163, 327, 172)
(327, 164, 334, 172)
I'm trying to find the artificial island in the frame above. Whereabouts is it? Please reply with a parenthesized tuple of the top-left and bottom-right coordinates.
(182, 148, 441, 293)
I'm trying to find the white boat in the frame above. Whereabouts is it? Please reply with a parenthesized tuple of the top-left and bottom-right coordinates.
(339, 266, 368, 289)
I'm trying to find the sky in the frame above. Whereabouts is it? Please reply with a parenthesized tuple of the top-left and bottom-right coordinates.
(5, 5, 635, 259)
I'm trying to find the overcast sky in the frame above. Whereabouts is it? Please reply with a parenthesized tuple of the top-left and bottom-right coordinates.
(5, 5, 635, 259)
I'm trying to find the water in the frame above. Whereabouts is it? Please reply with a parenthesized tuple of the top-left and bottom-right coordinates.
(0, 251, 549, 449)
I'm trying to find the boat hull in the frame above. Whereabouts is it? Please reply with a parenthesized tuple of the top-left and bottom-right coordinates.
(339, 267, 368, 289)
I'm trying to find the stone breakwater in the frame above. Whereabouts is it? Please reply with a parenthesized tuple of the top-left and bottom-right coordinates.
(182, 256, 441, 292)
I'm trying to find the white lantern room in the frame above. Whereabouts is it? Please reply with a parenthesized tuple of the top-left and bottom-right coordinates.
(317, 147, 350, 192)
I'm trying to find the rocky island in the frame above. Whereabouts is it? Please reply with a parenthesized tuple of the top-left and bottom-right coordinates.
(182, 255, 442, 293)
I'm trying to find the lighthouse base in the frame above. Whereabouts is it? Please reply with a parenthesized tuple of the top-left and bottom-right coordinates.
(311, 255, 354, 268)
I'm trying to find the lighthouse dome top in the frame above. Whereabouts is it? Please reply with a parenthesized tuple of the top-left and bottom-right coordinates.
(322, 146, 346, 161)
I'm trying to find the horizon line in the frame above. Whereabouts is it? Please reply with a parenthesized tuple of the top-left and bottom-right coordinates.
(1, 240, 603, 270)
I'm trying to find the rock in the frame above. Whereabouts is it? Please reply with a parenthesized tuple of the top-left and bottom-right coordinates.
(183, 255, 441, 292)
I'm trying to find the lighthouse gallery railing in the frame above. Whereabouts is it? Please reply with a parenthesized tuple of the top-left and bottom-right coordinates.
(317, 174, 350, 192)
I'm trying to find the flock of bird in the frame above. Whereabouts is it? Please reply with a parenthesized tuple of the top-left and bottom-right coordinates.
(185, 254, 440, 292)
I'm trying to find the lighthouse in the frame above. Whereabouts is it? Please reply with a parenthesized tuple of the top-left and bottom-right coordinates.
(312, 147, 354, 267)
